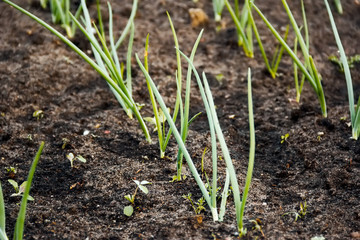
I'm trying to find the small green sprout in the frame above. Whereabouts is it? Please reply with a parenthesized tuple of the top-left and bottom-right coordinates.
(182, 193, 206, 215)
(215, 73, 225, 85)
(281, 133, 289, 144)
(124, 180, 151, 217)
(329, 54, 360, 72)
(66, 153, 86, 168)
(283, 201, 307, 222)
(5, 166, 16, 179)
(250, 218, 265, 237)
(5, 167, 16, 174)
(61, 138, 70, 149)
(8, 180, 34, 201)
(32, 110, 44, 120)
(27, 134, 33, 142)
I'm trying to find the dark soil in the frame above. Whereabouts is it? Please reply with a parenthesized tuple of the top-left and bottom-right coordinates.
(1, 0, 360, 239)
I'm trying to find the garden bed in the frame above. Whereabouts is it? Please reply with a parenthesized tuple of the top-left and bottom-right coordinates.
(0, 0, 359, 239)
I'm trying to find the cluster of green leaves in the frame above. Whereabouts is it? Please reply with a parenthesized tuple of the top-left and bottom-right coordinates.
(325, 0, 360, 139)
(123, 180, 151, 217)
(40, 0, 83, 38)
(0, 142, 44, 240)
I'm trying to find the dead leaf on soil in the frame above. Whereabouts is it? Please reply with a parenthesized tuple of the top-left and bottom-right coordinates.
(188, 8, 209, 27)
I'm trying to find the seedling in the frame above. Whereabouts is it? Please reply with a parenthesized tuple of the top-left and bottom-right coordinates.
(32, 110, 44, 120)
(40, 0, 83, 38)
(252, 0, 327, 117)
(27, 134, 33, 142)
(281, 133, 289, 144)
(325, 0, 360, 139)
(283, 201, 307, 222)
(182, 193, 206, 215)
(66, 153, 86, 168)
(0, 142, 44, 240)
(250, 218, 265, 237)
(61, 138, 70, 149)
(124, 180, 151, 217)
(329, 54, 360, 72)
(8, 180, 34, 201)
(5, 167, 16, 179)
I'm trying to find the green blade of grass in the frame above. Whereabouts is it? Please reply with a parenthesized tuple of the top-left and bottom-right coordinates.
(143, 34, 164, 157)
(175, 29, 204, 180)
(114, 0, 138, 49)
(163, 12, 183, 157)
(238, 68, 256, 233)
(13, 141, 45, 240)
(324, 0, 358, 138)
(201, 73, 218, 212)
(126, 21, 135, 97)
(225, 0, 252, 57)
(0, 184, 6, 238)
(218, 169, 230, 221)
(281, 0, 314, 80)
(334, 0, 343, 14)
(245, 0, 274, 77)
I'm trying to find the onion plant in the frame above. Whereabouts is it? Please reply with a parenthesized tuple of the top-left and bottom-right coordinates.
(325, 0, 360, 139)
(137, 33, 256, 233)
(0, 141, 45, 240)
(225, 0, 289, 79)
(142, 13, 201, 179)
(251, 0, 328, 117)
(40, 0, 83, 38)
(334, 0, 343, 14)
(293, 0, 309, 103)
(212, 0, 225, 22)
(2, 0, 152, 143)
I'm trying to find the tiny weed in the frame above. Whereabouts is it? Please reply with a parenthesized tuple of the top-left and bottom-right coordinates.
(61, 138, 70, 149)
(5, 166, 16, 179)
(250, 218, 265, 237)
(283, 201, 307, 222)
(32, 110, 44, 120)
(124, 180, 151, 217)
(281, 133, 289, 144)
(182, 193, 206, 215)
(8, 180, 34, 201)
(66, 153, 86, 168)
(329, 54, 360, 72)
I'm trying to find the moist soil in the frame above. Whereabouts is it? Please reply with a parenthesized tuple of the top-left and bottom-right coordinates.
(0, 0, 360, 239)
